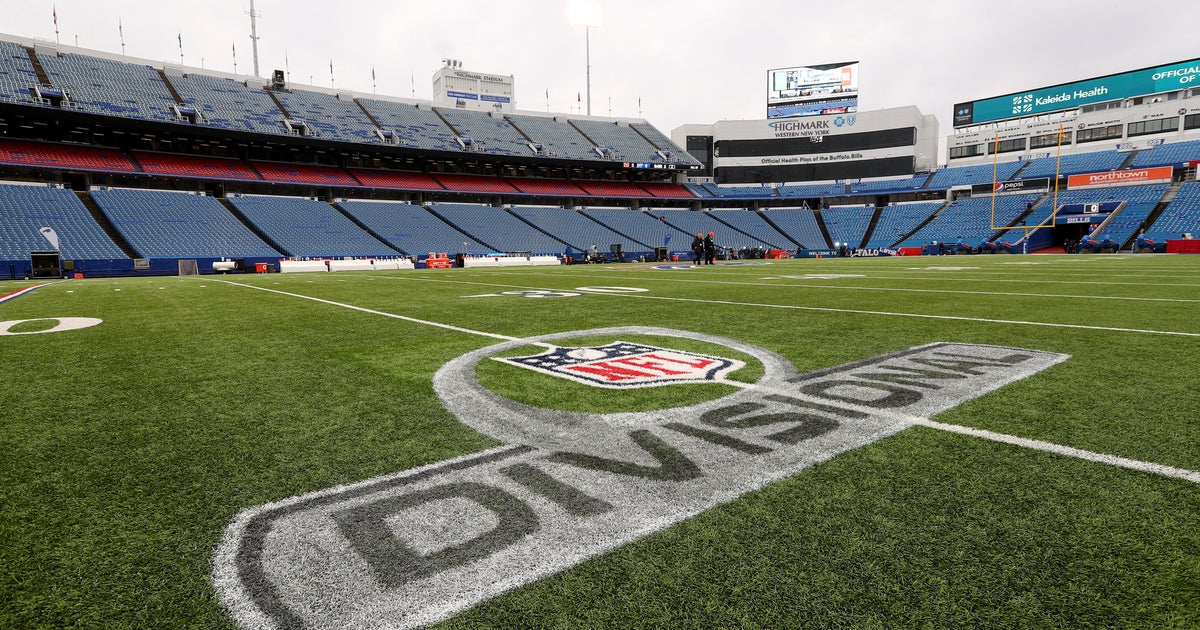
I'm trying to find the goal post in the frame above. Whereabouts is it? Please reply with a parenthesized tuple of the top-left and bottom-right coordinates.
(178, 260, 199, 276)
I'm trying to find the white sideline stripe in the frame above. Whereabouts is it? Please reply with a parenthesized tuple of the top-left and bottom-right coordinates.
(0, 281, 62, 304)
(209, 279, 554, 347)
(370, 275, 1200, 338)
(717, 379, 1200, 486)
(764, 281, 1200, 304)
(555, 263, 1200, 288)
(911, 418, 1200, 484)
(215, 277, 1200, 486)
(538, 271, 1200, 304)
(834, 275, 1200, 289)
(621, 293, 1200, 337)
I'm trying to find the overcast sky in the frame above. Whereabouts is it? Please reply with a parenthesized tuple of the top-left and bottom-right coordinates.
(7, 0, 1200, 162)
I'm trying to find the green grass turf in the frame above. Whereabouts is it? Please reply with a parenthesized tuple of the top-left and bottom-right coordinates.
(1, 254, 1199, 628)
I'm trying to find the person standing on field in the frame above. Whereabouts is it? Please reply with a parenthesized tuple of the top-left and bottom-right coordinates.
(704, 231, 716, 265)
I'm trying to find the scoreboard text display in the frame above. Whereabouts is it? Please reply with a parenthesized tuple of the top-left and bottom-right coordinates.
(767, 61, 859, 119)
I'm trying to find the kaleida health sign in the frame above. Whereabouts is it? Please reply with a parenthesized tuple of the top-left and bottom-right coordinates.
(1068, 166, 1174, 189)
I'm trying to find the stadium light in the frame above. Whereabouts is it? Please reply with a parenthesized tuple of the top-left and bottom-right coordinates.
(568, 1, 602, 116)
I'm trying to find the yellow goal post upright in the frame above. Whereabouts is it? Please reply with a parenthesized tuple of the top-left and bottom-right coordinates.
(988, 124, 1066, 248)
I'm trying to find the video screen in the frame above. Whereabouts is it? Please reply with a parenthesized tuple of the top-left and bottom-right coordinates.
(767, 61, 859, 118)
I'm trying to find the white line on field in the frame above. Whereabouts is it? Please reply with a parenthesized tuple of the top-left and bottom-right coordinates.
(565, 266, 1200, 289)
(208, 279, 555, 347)
(716, 379, 1200, 485)
(529, 270, 1200, 304)
(368, 274, 1200, 338)
(213, 277, 1200, 486)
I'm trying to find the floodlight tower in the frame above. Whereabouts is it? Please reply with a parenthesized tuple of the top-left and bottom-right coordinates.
(247, 0, 262, 78)
(569, 1, 602, 116)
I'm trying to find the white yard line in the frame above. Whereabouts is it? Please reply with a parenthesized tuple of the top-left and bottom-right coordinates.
(528, 269, 1200, 303)
(367, 274, 1200, 338)
(715, 378, 1200, 485)
(214, 275, 1200, 486)
(208, 279, 555, 347)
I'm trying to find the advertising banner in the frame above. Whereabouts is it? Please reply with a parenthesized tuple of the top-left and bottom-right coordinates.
(1067, 166, 1174, 189)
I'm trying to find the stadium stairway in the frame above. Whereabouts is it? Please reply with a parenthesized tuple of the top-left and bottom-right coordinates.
(76, 190, 138, 258)
(24, 46, 51, 86)
(889, 200, 951, 247)
(156, 69, 185, 105)
(706, 211, 794, 250)
(422, 205, 502, 252)
(991, 194, 1049, 242)
(1084, 202, 1126, 241)
(1009, 161, 1033, 180)
(753, 210, 804, 249)
(503, 207, 578, 250)
(355, 101, 385, 129)
(989, 193, 1050, 245)
(814, 210, 835, 249)
(1120, 181, 1183, 250)
(331, 200, 406, 254)
(652, 210, 775, 251)
(577, 210, 653, 251)
(859, 205, 885, 249)
(432, 109, 465, 140)
(266, 91, 292, 120)
(217, 196, 290, 256)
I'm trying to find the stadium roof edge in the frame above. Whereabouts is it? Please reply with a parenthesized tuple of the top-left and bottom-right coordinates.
(0, 32, 654, 126)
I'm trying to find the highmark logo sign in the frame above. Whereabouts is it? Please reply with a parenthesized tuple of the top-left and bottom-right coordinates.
(768, 119, 831, 138)
(213, 327, 1068, 629)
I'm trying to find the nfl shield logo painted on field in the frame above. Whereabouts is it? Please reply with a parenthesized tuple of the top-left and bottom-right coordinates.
(496, 341, 744, 388)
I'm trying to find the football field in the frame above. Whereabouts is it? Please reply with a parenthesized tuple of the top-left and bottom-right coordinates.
(2, 254, 1199, 628)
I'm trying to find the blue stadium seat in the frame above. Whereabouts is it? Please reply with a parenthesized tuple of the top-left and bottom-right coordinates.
(898, 194, 1040, 248)
(0, 41, 41, 106)
(864, 201, 943, 248)
(171, 73, 288, 135)
(579, 207, 692, 251)
(821, 204, 874, 248)
(357, 99, 462, 151)
(271, 89, 383, 144)
(426, 203, 568, 254)
(89, 187, 279, 258)
(228, 195, 398, 258)
(37, 51, 180, 123)
(0, 183, 126, 262)
(707, 209, 795, 249)
(336, 200, 488, 255)
(1143, 182, 1200, 242)
(647, 209, 777, 251)
(436, 108, 531, 157)
(507, 206, 637, 253)
(1018, 150, 1127, 178)
(1129, 140, 1200, 168)
(760, 208, 827, 249)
